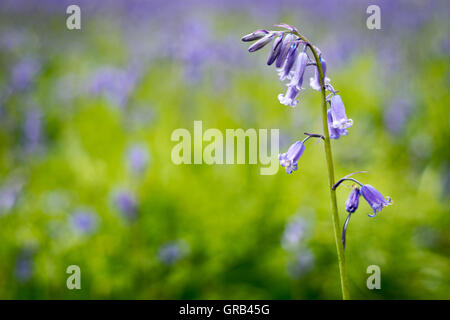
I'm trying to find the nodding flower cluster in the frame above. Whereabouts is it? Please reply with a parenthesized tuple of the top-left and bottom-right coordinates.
(242, 23, 353, 140)
(242, 24, 392, 251)
(333, 172, 392, 249)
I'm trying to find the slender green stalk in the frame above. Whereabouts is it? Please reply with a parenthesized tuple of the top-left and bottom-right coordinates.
(293, 32, 350, 299)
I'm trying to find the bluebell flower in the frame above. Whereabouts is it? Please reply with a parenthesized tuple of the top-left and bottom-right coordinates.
(330, 94, 353, 130)
(289, 51, 308, 89)
(266, 34, 283, 65)
(278, 140, 305, 174)
(309, 57, 329, 91)
(278, 42, 299, 81)
(345, 187, 360, 213)
(278, 85, 299, 107)
(327, 109, 348, 139)
(275, 34, 295, 68)
(247, 33, 275, 52)
(360, 185, 392, 217)
(241, 29, 269, 42)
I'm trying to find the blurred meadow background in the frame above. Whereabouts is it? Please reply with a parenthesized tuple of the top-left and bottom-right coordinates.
(0, 0, 449, 299)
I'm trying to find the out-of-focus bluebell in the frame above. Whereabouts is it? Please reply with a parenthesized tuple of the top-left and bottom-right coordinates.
(89, 66, 139, 108)
(14, 248, 34, 283)
(157, 240, 190, 266)
(0, 180, 22, 215)
(71, 209, 98, 234)
(11, 57, 40, 91)
(287, 249, 314, 279)
(384, 97, 413, 135)
(23, 107, 42, 153)
(281, 215, 308, 251)
(126, 144, 150, 175)
(113, 189, 138, 221)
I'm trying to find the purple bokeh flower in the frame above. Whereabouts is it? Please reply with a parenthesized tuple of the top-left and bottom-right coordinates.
(309, 57, 328, 91)
(287, 249, 314, 279)
(71, 210, 98, 234)
(114, 189, 138, 221)
(281, 216, 308, 251)
(126, 144, 150, 174)
(330, 94, 353, 130)
(278, 140, 305, 174)
(11, 57, 40, 91)
(23, 107, 42, 152)
(89, 66, 138, 108)
(327, 109, 347, 139)
(14, 249, 34, 283)
(360, 185, 392, 217)
(345, 187, 360, 213)
(157, 240, 189, 266)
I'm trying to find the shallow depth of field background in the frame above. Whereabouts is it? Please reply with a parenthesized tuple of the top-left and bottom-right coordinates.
(0, 0, 449, 299)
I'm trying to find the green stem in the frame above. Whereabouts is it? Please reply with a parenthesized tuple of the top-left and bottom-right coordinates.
(293, 32, 350, 299)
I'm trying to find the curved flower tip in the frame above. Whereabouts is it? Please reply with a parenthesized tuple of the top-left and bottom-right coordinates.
(279, 140, 305, 174)
(248, 33, 274, 52)
(360, 184, 392, 217)
(278, 85, 299, 107)
(330, 94, 353, 130)
(241, 29, 269, 42)
(274, 23, 298, 33)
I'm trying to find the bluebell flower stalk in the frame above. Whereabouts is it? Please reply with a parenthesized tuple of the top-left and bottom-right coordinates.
(241, 23, 373, 300)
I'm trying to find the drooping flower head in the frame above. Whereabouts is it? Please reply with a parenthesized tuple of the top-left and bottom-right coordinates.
(327, 109, 348, 139)
(360, 184, 392, 217)
(267, 34, 283, 66)
(310, 57, 328, 91)
(278, 42, 299, 81)
(278, 85, 299, 107)
(330, 94, 353, 130)
(275, 34, 295, 68)
(345, 187, 360, 213)
(289, 51, 308, 90)
(278, 140, 305, 174)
